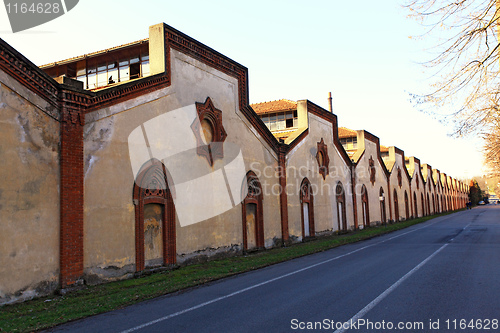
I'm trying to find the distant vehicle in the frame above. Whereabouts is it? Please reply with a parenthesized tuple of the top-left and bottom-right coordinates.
(478, 201, 485, 205)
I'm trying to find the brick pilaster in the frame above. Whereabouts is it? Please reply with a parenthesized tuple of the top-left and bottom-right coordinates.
(351, 165, 358, 229)
(278, 144, 289, 244)
(59, 103, 84, 288)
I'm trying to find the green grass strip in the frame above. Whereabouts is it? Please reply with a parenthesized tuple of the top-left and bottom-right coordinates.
(0, 211, 457, 332)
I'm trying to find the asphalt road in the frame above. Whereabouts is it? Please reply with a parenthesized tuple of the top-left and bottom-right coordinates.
(46, 206, 500, 333)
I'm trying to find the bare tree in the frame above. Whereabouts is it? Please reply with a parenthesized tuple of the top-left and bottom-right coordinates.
(484, 117, 500, 171)
(406, 0, 500, 136)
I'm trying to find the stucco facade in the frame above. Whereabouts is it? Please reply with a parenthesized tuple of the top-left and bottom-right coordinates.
(383, 147, 412, 222)
(0, 66, 60, 303)
(0, 22, 470, 304)
(348, 130, 390, 227)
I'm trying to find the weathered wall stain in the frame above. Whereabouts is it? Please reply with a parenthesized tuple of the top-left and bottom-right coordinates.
(21, 178, 44, 194)
(144, 204, 163, 263)
(0, 77, 59, 304)
(84, 117, 115, 178)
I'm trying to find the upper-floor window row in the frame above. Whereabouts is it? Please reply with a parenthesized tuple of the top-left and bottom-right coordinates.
(340, 137, 357, 150)
(260, 111, 298, 132)
(75, 52, 150, 90)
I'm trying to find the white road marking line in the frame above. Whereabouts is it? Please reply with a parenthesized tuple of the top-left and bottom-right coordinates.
(333, 243, 449, 333)
(119, 217, 452, 333)
(119, 245, 371, 333)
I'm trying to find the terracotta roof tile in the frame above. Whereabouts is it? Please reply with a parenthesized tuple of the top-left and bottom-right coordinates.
(250, 99, 297, 115)
(338, 127, 357, 139)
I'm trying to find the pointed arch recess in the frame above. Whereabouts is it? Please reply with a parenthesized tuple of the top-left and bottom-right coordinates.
(133, 159, 176, 271)
(242, 171, 264, 250)
(336, 182, 347, 231)
(300, 178, 315, 237)
(361, 185, 370, 227)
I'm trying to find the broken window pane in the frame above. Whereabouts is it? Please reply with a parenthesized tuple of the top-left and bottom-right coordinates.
(130, 63, 140, 79)
(108, 67, 118, 84)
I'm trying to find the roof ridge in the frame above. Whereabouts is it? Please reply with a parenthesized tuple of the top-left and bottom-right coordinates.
(40, 37, 149, 68)
(250, 99, 297, 106)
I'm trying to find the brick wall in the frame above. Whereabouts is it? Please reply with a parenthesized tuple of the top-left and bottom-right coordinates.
(59, 105, 84, 288)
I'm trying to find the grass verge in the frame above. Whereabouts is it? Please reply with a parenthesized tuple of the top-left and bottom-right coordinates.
(0, 212, 456, 332)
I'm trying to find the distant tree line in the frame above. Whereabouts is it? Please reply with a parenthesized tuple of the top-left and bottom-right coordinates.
(469, 179, 485, 205)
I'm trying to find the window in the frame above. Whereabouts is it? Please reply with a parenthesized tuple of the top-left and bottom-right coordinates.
(76, 67, 86, 87)
(427, 193, 431, 215)
(130, 63, 141, 80)
(405, 191, 409, 220)
(361, 185, 370, 227)
(286, 111, 294, 128)
(191, 97, 227, 166)
(336, 183, 347, 231)
(133, 159, 176, 271)
(242, 171, 264, 250)
(141, 52, 150, 77)
(340, 137, 357, 150)
(276, 112, 285, 130)
(201, 119, 214, 144)
(260, 111, 298, 132)
(300, 178, 315, 238)
(269, 114, 277, 131)
(413, 192, 418, 218)
(74, 52, 150, 89)
(380, 188, 386, 224)
(143, 203, 164, 267)
(432, 194, 436, 214)
(394, 189, 399, 222)
(261, 115, 269, 126)
(87, 67, 97, 89)
(421, 193, 425, 216)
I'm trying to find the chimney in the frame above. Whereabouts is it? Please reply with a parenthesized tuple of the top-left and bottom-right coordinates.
(328, 92, 333, 113)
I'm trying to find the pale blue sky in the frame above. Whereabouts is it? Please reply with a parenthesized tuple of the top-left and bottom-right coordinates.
(0, 0, 484, 179)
